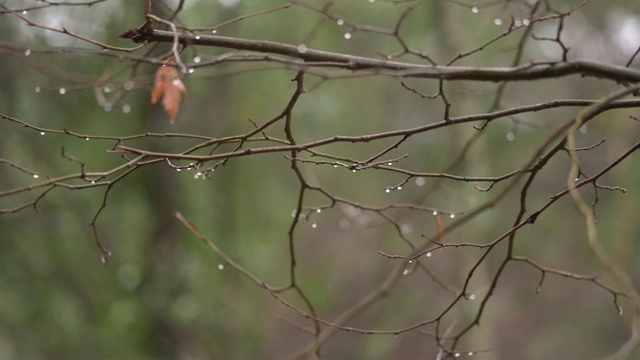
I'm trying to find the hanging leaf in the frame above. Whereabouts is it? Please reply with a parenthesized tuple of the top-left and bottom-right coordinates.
(151, 60, 186, 124)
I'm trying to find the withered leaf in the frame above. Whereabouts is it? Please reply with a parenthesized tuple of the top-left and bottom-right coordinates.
(151, 63, 186, 123)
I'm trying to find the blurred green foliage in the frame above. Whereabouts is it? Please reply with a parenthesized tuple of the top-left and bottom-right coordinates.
(1, 0, 640, 359)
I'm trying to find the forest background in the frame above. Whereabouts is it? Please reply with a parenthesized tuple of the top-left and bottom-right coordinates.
(1, 0, 640, 359)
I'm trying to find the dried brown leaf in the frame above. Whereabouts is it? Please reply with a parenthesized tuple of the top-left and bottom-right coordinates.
(151, 63, 186, 123)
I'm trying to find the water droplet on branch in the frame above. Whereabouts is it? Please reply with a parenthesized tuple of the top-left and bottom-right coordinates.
(337, 19, 345, 26)
(471, 6, 479, 13)
(24, 49, 31, 56)
(59, 88, 66, 95)
(344, 32, 352, 40)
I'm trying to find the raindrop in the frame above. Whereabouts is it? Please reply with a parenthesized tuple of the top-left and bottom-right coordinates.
(337, 19, 345, 26)
(195, 35, 201, 40)
(124, 80, 134, 91)
(522, 19, 530, 26)
(102, 48, 109, 52)
(402, 269, 410, 275)
(33, 174, 39, 179)
(40, 132, 45, 135)
(450, 213, 456, 219)
(297, 44, 308, 54)
(344, 32, 352, 40)
(397, 186, 402, 190)
(211, 29, 218, 34)
(469, 293, 476, 300)
(91, 180, 96, 184)
(393, 333, 398, 338)
(351, 169, 356, 173)
(432, 210, 438, 216)
(218, 263, 224, 270)
(579, 124, 587, 134)
(59, 88, 66, 95)
(471, 6, 479, 13)
(426, 252, 432, 257)
(333, 164, 338, 168)
(172, 79, 181, 85)
(34, 86, 41, 93)
(415, 177, 425, 186)
(291, 210, 298, 217)
(387, 162, 393, 166)
(506, 132, 515, 141)
(574, 177, 579, 182)
(188, 68, 195, 74)
(24, 49, 31, 56)
(103, 84, 114, 93)
(385, 189, 391, 193)
(85, 137, 90, 141)
(176, 168, 182, 172)
(22, 10, 27, 15)
(193, 56, 202, 63)
(103, 103, 112, 112)
(316, 209, 322, 213)
(194, 172, 202, 179)
(311, 222, 317, 228)
(618, 306, 623, 315)
(515, 19, 522, 27)
(468, 352, 474, 356)
(122, 104, 131, 113)
(368, 0, 375, 3)
(455, 353, 461, 358)
(494, 18, 503, 26)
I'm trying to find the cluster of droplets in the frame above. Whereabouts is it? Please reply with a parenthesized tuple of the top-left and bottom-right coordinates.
(429, 209, 457, 219)
(385, 186, 402, 193)
(335, 18, 352, 40)
(451, 352, 476, 357)
(174, 163, 199, 172)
